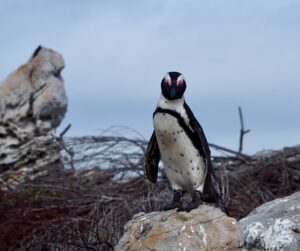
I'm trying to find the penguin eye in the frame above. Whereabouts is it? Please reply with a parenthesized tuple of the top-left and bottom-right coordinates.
(164, 79, 171, 86)
(177, 79, 184, 87)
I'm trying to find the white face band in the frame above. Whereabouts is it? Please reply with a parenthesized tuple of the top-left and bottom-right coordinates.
(164, 73, 171, 85)
(177, 74, 185, 86)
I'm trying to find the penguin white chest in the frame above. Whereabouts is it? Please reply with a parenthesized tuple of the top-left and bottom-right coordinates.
(153, 112, 206, 193)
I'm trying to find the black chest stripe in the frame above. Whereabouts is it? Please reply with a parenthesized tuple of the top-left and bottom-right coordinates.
(153, 107, 206, 159)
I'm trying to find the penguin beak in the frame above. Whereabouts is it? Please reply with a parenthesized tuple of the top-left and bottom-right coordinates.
(170, 83, 177, 99)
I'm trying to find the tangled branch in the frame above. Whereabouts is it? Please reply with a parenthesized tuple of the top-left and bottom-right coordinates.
(0, 127, 299, 250)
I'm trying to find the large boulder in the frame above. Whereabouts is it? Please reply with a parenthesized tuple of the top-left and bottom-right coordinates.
(115, 205, 243, 251)
(0, 46, 67, 189)
(239, 191, 300, 251)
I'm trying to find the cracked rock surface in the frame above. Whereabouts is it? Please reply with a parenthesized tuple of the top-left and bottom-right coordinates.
(0, 46, 67, 188)
(115, 205, 243, 251)
(239, 191, 300, 251)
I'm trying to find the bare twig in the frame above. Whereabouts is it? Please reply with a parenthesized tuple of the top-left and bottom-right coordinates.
(238, 107, 250, 153)
(209, 143, 250, 159)
(55, 123, 75, 169)
(59, 123, 72, 137)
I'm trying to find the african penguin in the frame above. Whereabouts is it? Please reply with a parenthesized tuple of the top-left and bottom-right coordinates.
(145, 71, 220, 212)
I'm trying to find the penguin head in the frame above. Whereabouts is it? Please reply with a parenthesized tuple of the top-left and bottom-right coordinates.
(161, 72, 186, 100)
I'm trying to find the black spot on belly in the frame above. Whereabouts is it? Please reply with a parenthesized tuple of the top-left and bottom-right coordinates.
(192, 167, 194, 171)
(190, 160, 193, 163)
(193, 182, 197, 186)
(175, 169, 179, 173)
(177, 131, 180, 134)
(173, 138, 176, 142)
(197, 167, 200, 170)
(180, 153, 184, 157)
(186, 171, 190, 176)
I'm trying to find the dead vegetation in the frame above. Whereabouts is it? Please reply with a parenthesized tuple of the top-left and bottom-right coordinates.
(0, 128, 300, 250)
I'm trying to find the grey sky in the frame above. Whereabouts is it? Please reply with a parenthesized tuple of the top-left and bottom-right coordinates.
(0, 0, 300, 154)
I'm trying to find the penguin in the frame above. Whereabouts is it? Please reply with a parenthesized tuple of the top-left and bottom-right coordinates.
(145, 71, 220, 212)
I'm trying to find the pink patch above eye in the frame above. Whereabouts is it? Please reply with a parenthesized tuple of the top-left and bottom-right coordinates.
(177, 79, 184, 86)
(164, 79, 171, 85)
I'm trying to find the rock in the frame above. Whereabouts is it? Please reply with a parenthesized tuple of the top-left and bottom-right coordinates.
(0, 46, 67, 189)
(115, 205, 243, 251)
(239, 191, 300, 251)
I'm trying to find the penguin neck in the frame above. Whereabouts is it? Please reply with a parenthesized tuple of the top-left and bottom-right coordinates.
(156, 94, 192, 132)
(157, 94, 185, 111)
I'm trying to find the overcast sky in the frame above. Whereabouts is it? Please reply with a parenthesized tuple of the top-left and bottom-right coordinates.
(0, 0, 299, 154)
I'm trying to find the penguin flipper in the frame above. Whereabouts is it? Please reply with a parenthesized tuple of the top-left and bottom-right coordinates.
(144, 131, 160, 183)
(183, 102, 221, 202)
(183, 102, 211, 158)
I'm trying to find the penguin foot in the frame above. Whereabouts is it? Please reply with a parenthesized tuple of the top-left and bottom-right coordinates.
(177, 200, 202, 212)
(177, 190, 203, 212)
(163, 200, 183, 211)
(163, 190, 183, 211)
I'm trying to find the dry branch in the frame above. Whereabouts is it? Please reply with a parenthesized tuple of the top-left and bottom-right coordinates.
(238, 107, 250, 153)
(0, 132, 299, 250)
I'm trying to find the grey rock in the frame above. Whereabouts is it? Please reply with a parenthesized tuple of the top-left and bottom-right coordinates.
(0, 46, 67, 189)
(239, 191, 300, 251)
(115, 205, 243, 251)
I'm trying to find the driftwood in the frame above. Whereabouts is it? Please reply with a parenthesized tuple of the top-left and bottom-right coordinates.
(0, 132, 299, 250)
